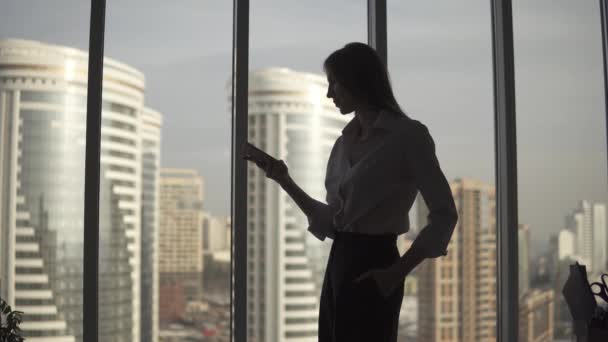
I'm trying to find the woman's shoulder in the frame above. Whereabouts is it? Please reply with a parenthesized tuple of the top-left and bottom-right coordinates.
(389, 112, 429, 137)
(328, 135, 345, 156)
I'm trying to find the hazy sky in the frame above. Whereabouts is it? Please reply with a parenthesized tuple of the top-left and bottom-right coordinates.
(2, 0, 606, 253)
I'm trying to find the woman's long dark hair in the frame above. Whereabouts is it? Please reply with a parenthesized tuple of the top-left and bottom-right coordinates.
(323, 42, 408, 118)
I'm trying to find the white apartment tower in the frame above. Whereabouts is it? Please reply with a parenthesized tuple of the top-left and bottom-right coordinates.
(570, 201, 594, 271)
(558, 228, 575, 261)
(202, 212, 230, 253)
(592, 203, 607, 272)
(567, 200, 607, 272)
(518, 224, 530, 295)
(245, 68, 348, 342)
(0, 39, 161, 342)
(141, 108, 162, 342)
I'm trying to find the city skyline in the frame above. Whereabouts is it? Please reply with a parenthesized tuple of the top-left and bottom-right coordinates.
(2, 1, 606, 253)
(0, 39, 161, 341)
(0, 36, 605, 341)
(1, 1, 607, 341)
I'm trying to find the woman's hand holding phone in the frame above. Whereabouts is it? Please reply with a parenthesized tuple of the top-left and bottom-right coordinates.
(241, 142, 290, 185)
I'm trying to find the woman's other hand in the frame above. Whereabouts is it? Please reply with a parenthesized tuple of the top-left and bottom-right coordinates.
(354, 266, 403, 299)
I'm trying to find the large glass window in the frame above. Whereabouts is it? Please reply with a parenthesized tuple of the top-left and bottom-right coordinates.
(4, 2, 608, 341)
(388, 1, 497, 340)
(99, 2, 233, 341)
(513, 1, 608, 340)
(0, 1, 91, 340)
(247, 1, 365, 341)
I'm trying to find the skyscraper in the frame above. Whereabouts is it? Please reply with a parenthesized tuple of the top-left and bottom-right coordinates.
(417, 178, 496, 342)
(567, 200, 607, 272)
(0, 39, 162, 342)
(201, 212, 231, 301)
(572, 201, 594, 271)
(557, 228, 575, 261)
(519, 224, 531, 295)
(592, 202, 607, 272)
(158, 168, 205, 324)
(141, 108, 162, 342)
(202, 212, 231, 253)
(245, 68, 348, 342)
(518, 289, 554, 342)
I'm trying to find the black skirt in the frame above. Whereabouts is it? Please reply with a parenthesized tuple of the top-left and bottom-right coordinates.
(318, 231, 404, 342)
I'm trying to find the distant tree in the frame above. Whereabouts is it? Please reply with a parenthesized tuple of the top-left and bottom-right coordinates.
(0, 297, 24, 342)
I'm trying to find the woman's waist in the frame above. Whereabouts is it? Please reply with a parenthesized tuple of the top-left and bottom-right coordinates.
(332, 230, 398, 244)
(331, 231, 400, 264)
(331, 200, 412, 235)
(333, 219, 409, 237)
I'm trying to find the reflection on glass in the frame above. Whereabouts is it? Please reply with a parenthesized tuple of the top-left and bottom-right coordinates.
(513, 1, 608, 341)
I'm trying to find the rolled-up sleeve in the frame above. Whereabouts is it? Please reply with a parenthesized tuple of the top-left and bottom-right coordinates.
(406, 122, 458, 258)
(306, 199, 337, 241)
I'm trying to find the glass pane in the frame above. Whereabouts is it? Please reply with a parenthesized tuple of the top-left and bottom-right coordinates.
(101, 2, 232, 341)
(513, 1, 608, 341)
(0, 1, 90, 340)
(248, 1, 365, 341)
(388, 1, 497, 341)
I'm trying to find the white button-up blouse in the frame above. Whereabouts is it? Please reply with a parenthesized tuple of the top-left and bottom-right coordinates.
(306, 109, 458, 258)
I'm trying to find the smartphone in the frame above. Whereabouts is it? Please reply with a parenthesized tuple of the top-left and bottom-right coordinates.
(243, 142, 277, 169)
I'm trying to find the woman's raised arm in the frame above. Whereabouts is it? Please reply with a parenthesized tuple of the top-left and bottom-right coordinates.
(279, 176, 336, 241)
(242, 142, 336, 240)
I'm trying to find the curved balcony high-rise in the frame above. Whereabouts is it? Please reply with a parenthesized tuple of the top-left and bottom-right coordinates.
(0, 39, 161, 342)
(245, 68, 348, 342)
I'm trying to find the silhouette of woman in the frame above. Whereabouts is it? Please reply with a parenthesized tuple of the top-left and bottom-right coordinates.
(243, 42, 458, 342)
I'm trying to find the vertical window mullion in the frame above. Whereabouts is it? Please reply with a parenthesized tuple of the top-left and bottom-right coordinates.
(490, 0, 519, 341)
(83, 1, 106, 342)
(231, 0, 249, 341)
(367, 0, 387, 65)
(600, 0, 608, 180)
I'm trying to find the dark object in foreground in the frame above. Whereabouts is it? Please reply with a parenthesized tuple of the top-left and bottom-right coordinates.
(562, 262, 608, 342)
(0, 297, 24, 342)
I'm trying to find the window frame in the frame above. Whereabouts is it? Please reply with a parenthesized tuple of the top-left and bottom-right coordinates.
(490, 1, 519, 341)
(82, 1, 105, 341)
(601, 0, 608, 183)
